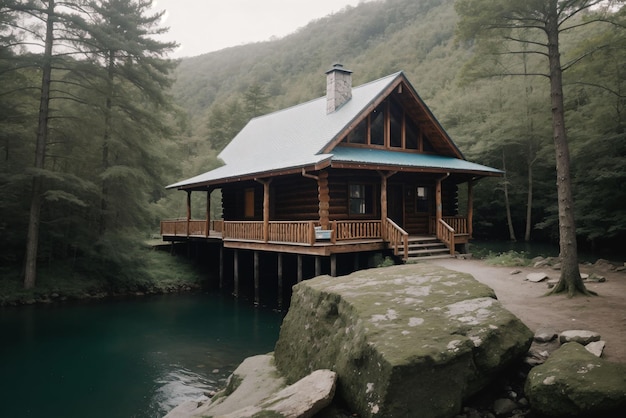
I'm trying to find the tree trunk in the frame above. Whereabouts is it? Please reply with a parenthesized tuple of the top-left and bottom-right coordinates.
(99, 50, 115, 236)
(24, 0, 55, 289)
(502, 151, 516, 241)
(525, 150, 533, 242)
(544, 4, 590, 297)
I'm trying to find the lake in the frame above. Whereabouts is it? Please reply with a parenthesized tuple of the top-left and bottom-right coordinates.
(0, 293, 283, 418)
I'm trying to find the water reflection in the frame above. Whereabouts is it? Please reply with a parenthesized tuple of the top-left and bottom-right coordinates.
(0, 293, 283, 418)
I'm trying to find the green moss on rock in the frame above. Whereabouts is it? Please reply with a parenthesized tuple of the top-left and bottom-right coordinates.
(274, 264, 533, 418)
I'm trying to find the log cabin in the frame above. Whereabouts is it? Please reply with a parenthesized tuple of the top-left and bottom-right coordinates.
(161, 65, 502, 302)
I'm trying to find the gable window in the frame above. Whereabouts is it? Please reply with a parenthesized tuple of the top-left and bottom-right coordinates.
(244, 188, 255, 218)
(349, 184, 374, 215)
(341, 97, 428, 152)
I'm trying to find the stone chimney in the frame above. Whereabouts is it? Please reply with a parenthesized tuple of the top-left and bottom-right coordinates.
(325, 63, 352, 114)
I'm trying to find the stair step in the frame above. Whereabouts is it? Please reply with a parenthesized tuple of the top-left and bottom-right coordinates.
(406, 247, 450, 256)
(405, 254, 454, 262)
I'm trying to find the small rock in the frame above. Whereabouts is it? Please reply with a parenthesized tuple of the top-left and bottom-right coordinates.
(585, 341, 606, 357)
(510, 269, 522, 275)
(559, 330, 601, 345)
(492, 398, 518, 416)
(616, 266, 625, 272)
(551, 263, 561, 270)
(534, 329, 557, 343)
(525, 348, 550, 366)
(587, 273, 606, 283)
(533, 259, 550, 268)
(526, 272, 548, 282)
(580, 273, 589, 280)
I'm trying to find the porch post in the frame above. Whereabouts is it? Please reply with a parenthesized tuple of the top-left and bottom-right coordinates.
(467, 180, 475, 238)
(435, 179, 442, 226)
(378, 171, 397, 240)
(256, 179, 272, 242)
(318, 171, 330, 229)
(205, 188, 211, 237)
(186, 190, 191, 237)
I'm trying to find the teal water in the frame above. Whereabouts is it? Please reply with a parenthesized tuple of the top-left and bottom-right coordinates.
(0, 293, 283, 418)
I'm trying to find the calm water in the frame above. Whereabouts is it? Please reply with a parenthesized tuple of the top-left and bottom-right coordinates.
(0, 293, 283, 418)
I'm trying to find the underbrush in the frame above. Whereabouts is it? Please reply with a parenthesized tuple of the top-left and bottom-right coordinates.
(477, 249, 532, 267)
(0, 248, 203, 306)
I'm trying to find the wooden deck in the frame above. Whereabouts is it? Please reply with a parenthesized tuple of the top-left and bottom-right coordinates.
(160, 217, 469, 260)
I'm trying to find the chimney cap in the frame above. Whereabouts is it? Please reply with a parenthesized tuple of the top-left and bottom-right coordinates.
(325, 63, 353, 75)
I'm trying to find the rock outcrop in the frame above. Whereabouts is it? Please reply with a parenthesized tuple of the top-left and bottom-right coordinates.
(274, 264, 533, 418)
(164, 354, 336, 418)
(525, 342, 626, 416)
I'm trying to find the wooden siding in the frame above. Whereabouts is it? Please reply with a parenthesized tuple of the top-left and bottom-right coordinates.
(272, 177, 319, 220)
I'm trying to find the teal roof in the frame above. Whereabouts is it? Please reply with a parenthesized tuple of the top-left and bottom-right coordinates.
(330, 146, 503, 175)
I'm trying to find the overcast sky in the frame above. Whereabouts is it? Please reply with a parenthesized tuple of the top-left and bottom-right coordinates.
(152, 0, 371, 58)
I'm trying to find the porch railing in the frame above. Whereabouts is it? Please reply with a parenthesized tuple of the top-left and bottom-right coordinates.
(160, 219, 223, 237)
(331, 220, 382, 241)
(384, 218, 409, 261)
(429, 216, 468, 235)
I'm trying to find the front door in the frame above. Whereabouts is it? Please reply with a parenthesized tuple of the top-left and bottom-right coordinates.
(387, 184, 404, 228)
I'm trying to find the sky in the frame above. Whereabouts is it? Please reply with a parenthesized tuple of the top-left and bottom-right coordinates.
(152, 0, 371, 58)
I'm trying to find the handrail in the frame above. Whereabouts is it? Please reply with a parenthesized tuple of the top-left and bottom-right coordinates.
(437, 218, 456, 255)
(384, 218, 409, 261)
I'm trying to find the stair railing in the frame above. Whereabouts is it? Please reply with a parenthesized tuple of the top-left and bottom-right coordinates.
(384, 218, 409, 261)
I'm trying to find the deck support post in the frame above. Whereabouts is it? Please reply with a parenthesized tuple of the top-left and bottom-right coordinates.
(315, 256, 321, 277)
(353, 253, 359, 272)
(277, 253, 283, 309)
(297, 254, 303, 283)
(254, 251, 260, 306)
(233, 250, 239, 298)
(219, 246, 224, 289)
(330, 254, 337, 277)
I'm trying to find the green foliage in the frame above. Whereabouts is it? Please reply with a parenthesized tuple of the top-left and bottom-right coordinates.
(0, 248, 203, 306)
(482, 250, 531, 267)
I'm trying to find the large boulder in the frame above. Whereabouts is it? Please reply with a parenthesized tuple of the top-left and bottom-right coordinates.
(274, 264, 533, 418)
(525, 342, 626, 417)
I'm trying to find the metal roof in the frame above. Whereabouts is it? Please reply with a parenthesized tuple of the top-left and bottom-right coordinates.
(167, 71, 501, 190)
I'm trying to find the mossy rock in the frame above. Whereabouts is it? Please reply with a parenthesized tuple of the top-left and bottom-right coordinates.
(525, 342, 626, 417)
(274, 264, 533, 418)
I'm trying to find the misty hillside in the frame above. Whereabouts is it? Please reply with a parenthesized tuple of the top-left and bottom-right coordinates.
(172, 0, 463, 126)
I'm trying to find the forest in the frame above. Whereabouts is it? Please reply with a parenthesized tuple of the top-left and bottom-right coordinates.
(1, 0, 625, 293)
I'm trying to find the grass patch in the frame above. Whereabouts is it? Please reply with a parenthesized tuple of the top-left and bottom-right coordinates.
(481, 250, 531, 267)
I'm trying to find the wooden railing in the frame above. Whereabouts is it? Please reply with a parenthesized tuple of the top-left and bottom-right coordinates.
(223, 221, 265, 241)
(384, 218, 409, 261)
(269, 221, 317, 244)
(436, 219, 456, 255)
(429, 216, 468, 235)
(332, 220, 382, 241)
(162, 219, 386, 246)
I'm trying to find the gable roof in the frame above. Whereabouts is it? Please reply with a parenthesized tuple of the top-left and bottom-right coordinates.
(167, 71, 501, 190)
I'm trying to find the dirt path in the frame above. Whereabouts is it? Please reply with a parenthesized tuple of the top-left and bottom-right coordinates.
(427, 258, 626, 364)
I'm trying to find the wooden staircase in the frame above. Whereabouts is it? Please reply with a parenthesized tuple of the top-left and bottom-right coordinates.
(398, 236, 453, 262)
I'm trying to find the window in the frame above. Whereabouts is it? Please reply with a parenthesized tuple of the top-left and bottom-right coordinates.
(244, 188, 255, 218)
(346, 119, 367, 144)
(415, 186, 430, 213)
(406, 116, 419, 150)
(349, 184, 376, 215)
(389, 100, 403, 148)
(370, 104, 385, 146)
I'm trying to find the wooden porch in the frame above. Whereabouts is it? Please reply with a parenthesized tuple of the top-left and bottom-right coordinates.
(160, 216, 470, 261)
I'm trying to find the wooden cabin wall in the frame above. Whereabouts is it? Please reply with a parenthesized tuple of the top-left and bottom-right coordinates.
(328, 171, 381, 220)
(221, 181, 264, 221)
(271, 177, 319, 220)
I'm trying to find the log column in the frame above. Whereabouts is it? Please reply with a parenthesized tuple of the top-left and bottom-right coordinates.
(467, 180, 475, 238)
(318, 171, 330, 229)
(186, 190, 191, 237)
(256, 179, 272, 242)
